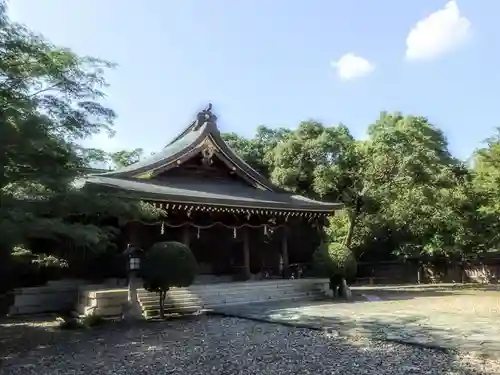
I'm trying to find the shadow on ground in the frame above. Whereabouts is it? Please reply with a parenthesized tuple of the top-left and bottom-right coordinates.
(350, 283, 500, 302)
(351, 289, 465, 302)
(0, 316, 83, 363)
(210, 291, 500, 358)
(0, 314, 492, 374)
(0, 314, 203, 362)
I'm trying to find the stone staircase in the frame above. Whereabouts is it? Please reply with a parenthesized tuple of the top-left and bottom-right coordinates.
(137, 279, 328, 319)
(75, 288, 127, 318)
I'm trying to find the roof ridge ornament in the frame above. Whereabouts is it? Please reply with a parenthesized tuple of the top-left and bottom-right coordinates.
(193, 103, 217, 131)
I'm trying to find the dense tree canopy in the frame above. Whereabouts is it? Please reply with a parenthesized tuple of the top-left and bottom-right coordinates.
(3, 0, 500, 291)
(0, 2, 163, 276)
(106, 116, 500, 263)
(222, 114, 500, 262)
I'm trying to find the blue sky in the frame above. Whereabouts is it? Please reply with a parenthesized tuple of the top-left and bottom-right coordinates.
(8, 1, 500, 160)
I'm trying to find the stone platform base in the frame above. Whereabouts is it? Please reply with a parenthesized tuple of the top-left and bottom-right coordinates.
(75, 278, 330, 319)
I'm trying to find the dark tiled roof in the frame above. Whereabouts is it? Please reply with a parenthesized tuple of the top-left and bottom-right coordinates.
(83, 106, 342, 212)
(85, 175, 342, 211)
(94, 125, 205, 178)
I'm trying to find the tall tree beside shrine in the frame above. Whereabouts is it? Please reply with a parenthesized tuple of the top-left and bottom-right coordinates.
(0, 1, 162, 261)
(469, 128, 500, 253)
(267, 114, 479, 260)
(357, 113, 474, 260)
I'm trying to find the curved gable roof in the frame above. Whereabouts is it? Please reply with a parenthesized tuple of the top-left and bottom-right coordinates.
(92, 107, 284, 192)
(94, 123, 208, 179)
(85, 105, 342, 214)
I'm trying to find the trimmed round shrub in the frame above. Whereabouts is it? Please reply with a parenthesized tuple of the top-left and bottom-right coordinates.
(141, 241, 198, 318)
(313, 242, 357, 279)
(141, 241, 198, 293)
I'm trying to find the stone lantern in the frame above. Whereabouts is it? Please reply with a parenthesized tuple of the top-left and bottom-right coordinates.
(123, 243, 143, 273)
(122, 243, 144, 320)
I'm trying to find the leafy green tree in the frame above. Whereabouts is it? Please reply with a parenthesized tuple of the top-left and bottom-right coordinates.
(109, 148, 144, 168)
(0, 2, 163, 279)
(364, 113, 473, 259)
(141, 241, 198, 318)
(469, 128, 500, 253)
(222, 125, 290, 178)
(269, 113, 477, 262)
(269, 120, 367, 248)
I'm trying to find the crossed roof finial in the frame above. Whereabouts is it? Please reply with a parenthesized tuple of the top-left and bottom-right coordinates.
(193, 103, 217, 130)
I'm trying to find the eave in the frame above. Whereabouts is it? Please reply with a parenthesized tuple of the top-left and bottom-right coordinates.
(84, 175, 342, 215)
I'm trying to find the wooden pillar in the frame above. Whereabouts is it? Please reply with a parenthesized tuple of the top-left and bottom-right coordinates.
(128, 222, 141, 248)
(242, 226, 251, 279)
(182, 225, 190, 247)
(281, 226, 289, 277)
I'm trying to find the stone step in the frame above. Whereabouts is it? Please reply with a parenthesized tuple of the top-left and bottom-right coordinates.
(138, 294, 202, 303)
(137, 285, 322, 300)
(143, 294, 323, 319)
(139, 291, 322, 311)
(76, 304, 123, 317)
(136, 281, 321, 296)
(138, 291, 316, 303)
(139, 300, 203, 309)
(75, 279, 330, 320)
(138, 288, 321, 303)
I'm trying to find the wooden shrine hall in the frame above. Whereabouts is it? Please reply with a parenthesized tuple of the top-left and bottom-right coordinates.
(84, 105, 342, 281)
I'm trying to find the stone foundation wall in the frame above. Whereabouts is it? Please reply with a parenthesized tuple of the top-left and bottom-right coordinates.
(8, 280, 85, 315)
(77, 288, 128, 317)
(8, 278, 127, 315)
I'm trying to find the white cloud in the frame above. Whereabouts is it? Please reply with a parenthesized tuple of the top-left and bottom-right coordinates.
(331, 53, 375, 81)
(405, 1, 471, 61)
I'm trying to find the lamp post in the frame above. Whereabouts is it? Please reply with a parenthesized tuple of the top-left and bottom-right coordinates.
(123, 243, 144, 320)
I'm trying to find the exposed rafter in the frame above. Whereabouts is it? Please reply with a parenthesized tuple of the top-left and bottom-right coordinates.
(151, 201, 333, 219)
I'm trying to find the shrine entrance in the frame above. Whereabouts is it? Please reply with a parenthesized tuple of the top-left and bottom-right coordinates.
(188, 225, 233, 276)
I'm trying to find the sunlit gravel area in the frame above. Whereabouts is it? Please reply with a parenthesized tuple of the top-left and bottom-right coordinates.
(0, 315, 496, 375)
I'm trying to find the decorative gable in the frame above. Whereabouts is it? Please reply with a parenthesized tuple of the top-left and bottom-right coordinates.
(96, 104, 280, 192)
(83, 104, 342, 214)
(154, 151, 240, 182)
(140, 137, 266, 189)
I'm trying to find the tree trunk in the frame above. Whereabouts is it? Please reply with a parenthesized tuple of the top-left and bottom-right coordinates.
(343, 193, 364, 249)
(159, 290, 167, 319)
(343, 211, 357, 248)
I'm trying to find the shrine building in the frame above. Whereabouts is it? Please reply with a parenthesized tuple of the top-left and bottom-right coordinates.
(84, 105, 342, 281)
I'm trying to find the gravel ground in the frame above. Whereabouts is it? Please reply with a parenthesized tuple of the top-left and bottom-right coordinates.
(0, 316, 496, 375)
